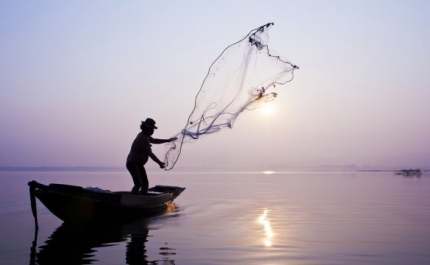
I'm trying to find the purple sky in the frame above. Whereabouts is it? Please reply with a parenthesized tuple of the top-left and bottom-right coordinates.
(1, 1, 429, 170)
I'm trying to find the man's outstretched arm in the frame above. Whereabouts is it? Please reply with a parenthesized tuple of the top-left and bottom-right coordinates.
(149, 137, 177, 144)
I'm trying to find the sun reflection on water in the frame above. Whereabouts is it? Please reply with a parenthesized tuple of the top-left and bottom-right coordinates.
(258, 209, 274, 247)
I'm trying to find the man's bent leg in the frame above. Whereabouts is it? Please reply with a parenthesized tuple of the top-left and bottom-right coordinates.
(127, 163, 143, 194)
(138, 166, 149, 195)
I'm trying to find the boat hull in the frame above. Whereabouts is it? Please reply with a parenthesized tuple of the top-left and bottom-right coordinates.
(29, 181, 185, 224)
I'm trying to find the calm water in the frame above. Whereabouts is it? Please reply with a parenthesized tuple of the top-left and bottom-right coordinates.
(0, 170, 429, 265)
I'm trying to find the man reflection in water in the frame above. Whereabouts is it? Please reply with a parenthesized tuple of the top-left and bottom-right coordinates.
(126, 233, 148, 264)
(126, 118, 176, 195)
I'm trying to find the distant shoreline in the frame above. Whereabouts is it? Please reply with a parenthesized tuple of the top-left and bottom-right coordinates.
(0, 167, 124, 172)
(0, 166, 411, 173)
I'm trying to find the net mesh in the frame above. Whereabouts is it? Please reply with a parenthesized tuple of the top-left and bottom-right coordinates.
(164, 23, 298, 170)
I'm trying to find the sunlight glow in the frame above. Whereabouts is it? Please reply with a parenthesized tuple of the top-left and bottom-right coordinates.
(258, 209, 274, 247)
(166, 203, 176, 213)
(260, 102, 275, 116)
(262, 171, 275, 175)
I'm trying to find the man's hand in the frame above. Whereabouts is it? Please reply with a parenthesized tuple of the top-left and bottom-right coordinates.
(159, 162, 166, 169)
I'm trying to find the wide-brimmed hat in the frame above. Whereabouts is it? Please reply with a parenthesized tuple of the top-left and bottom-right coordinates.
(141, 118, 158, 129)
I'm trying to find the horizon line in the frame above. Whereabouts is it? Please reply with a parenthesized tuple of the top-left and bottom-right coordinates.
(0, 165, 425, 173)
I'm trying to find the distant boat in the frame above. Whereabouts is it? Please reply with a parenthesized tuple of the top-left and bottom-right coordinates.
(28, 180, 185, 225)
(394, 169, 422, 177)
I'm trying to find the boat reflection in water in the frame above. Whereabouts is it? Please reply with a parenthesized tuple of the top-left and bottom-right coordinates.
(30, 205, 179, 265)
(258, 209, 274, 247)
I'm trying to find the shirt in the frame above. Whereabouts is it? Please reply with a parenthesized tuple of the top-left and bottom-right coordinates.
(126, 132, 152, 164)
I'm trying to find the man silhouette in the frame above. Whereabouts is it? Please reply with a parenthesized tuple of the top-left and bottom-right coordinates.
(126, 118, 176, 194)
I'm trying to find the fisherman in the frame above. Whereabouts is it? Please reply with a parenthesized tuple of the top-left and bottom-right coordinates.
(126, 118, 176, 195)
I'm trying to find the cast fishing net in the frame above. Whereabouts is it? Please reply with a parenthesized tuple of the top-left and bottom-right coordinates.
(164, 23, 298, 170)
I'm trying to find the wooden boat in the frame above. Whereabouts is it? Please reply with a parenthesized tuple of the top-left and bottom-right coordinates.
(28, 180, 185, 225)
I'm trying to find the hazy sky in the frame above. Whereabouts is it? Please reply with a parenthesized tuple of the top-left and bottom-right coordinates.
(1, 1, 429, 170)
